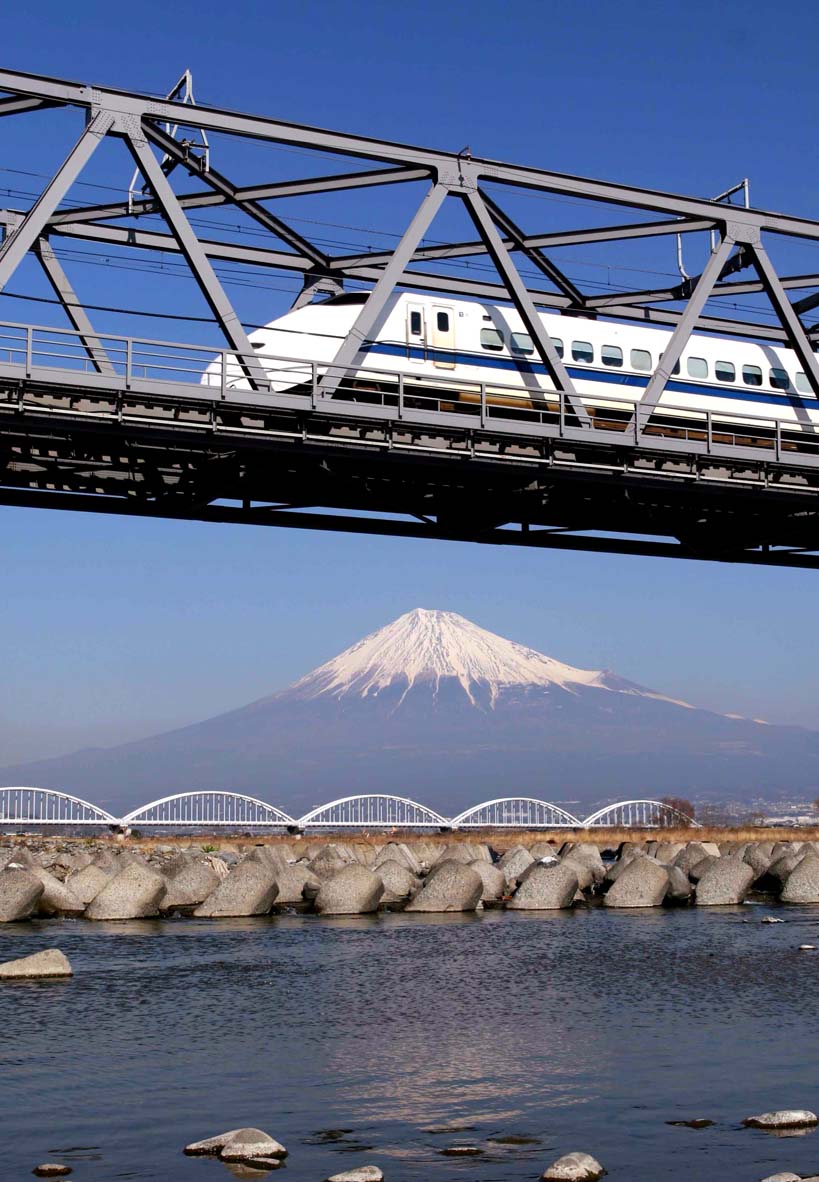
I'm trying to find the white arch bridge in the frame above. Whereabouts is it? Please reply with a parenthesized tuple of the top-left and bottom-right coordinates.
(0, 788, 699, 831)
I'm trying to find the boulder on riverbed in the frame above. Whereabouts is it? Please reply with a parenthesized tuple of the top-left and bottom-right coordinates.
(0, 948, 72, 979)
(541, 1151, 605, 1180)
(194, 861, 279, 918)
(314, 864, 385, 915)
(327, 1168, 383, 1182)
(405, 861, 483, 913)
(743, 1110, 818, 1129)
(508, 862, 579, 910)
(695, 855, 754, 906)
(185, 1126, 288, 1159)
(604, 856, 669, 908)
(85, 862, 167, 920)
(0, 866, 44, 921)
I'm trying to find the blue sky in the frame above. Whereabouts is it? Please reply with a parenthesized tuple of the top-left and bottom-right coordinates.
(1, 0, 818, 761)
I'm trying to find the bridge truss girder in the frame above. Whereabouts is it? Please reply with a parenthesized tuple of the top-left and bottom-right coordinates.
(0, 69, 818, 564)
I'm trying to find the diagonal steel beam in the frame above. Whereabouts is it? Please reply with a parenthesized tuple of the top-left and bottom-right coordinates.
(748, 240, 819, 397)
(124, 125, 268, 391)
(478, 189, 585, 306)
(319, 182, 449, 397)
(47, 165, 432, 227)
(462, 187, 589, 424)
(142, 122, 329, 267)
(0, 108, 113, 293)
(639, 234, 735, 414)
(35, 237, 114, 375)
(0, 95, 56, 117)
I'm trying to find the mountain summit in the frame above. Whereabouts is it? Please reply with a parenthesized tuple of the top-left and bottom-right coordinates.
(1, 608, 817, 814)
(290, 607, 690, 710)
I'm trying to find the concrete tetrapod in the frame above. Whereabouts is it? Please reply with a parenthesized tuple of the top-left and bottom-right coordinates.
(405, 861, 483, 913)
(65, 863, 116, 906)
(604, 857, 669, 908)
(0, 948, 72, 979)
(0, 867, 44, 921)
(374, 858, 418, 902)
(273, 862, 320, 904)
(31, 867, 85, 917)
(695, 855, 755, 906)
(497, 845, 535, 883)
(314, 864, 385, 915)
(781, 853, 819, 903)
(161, 857, 227, 912)
(194, 861, 279, 918)
(85, 862, 167, 920)
(469, 859, 506, 902)
(508, 862, 579, 910)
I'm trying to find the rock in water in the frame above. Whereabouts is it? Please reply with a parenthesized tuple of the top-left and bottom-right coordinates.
(0, 867, 45, 921)
(696, 855, 755, 906)
(541, 1151, 605, 1180)
(0, 949, 72, 979)
(327, 1168, 384, 1182)
(604, 857, 669, 908)
(781, 853, 819, 903)
(194, 861, 279, 918)
(743, 1110, 818, 1129)
(85, 862, 167, 920)
(314, 865, 385, 915)
(161, 857, 225, 911)
(759, 1173, 801, 1181)
(508, 863, 579, 910)
(32, 1166, 72, 1177)
(468, 859, 506, 901)
(404, 862, 483, 913)
(185, 1127, 287, 1158)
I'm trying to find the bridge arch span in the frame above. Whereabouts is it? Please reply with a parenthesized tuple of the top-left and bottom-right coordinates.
(298, 794, 448, 830)
(451, 797, 582, 829)
(121, 791, 295, 829)
(582, 799, 700, 828)
(0, 786, 118, 827)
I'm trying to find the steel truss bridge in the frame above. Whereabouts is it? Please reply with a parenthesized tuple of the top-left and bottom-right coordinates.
(0, 788, 698, 831)
(0, 70, 817, 565)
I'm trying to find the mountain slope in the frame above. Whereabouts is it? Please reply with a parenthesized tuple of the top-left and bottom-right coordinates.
(3, 608, 818, 816)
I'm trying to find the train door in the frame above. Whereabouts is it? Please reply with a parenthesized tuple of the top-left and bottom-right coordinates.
(406, 302, 427, 361)
(431, 304, 456, 369)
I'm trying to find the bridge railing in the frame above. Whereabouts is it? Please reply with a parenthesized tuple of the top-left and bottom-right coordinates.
(1, 317, 818, 468)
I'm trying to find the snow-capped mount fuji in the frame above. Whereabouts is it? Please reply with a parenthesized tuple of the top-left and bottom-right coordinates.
(2, 608, 817, 815)
(290, 607, 691, 711)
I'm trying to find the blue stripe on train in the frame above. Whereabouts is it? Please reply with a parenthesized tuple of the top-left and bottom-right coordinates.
(365, 341, 817, 413)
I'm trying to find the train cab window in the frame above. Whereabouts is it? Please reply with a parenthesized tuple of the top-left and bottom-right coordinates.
(601, 344, 623, 367)
(409, 311, 423, 336)
(551, 336, 564, 358)
(630, 348, 651, 371)
(715, 360, 735, 383)
(511, 332, 534, 355)
(770, 367, 790, 390)
(480, 327, 504, 351)
(687, 357, 708, 379)
(796, 371, 812, 393)
(743, 364, 763, 387)
(436, 311, 450, 333)
(572, 340, 593, 363)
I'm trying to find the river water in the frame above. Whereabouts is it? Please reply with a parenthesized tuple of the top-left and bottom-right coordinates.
(3, 904, 819, 1182)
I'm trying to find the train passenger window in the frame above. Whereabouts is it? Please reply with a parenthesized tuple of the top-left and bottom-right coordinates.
(511, 332, 534, 355)
(796, 371, 811, 393)
(602, 345, 623, 367)
(572, 340, 593, 363)
(659, 352, 681, 375)
(551, 337, 564, 358)
(630, 348, 651, 371)
(480, 327, 504, 351)
(687, 357, 708, 379)
(770, 367, 790, 390)
(409, 311, 422, 335)
(436, 311, 450, 333)
(715, 360, 735, 382)
(742, 364, 763, 386)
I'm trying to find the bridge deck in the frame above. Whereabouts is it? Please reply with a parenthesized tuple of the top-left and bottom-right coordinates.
(1, 318, 818, 567)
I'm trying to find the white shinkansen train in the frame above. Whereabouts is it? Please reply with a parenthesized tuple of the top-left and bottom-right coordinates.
(204, 291, 819, 436)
